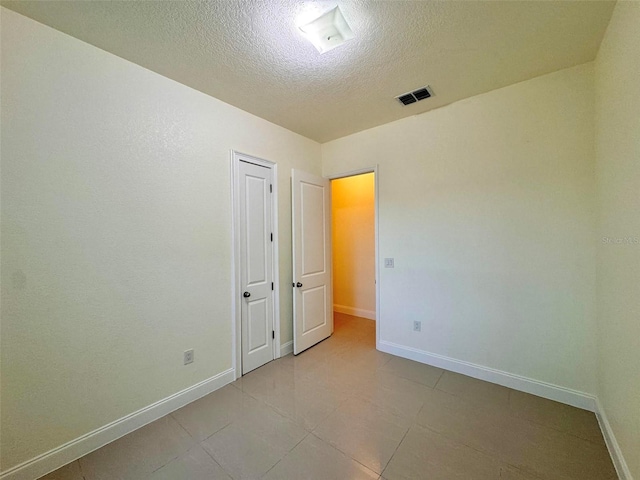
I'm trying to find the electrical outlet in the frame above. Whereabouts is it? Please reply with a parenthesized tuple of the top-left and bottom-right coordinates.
(413, 321, 421, 332)
(384, 258, 394, 268)
(184, 349, 194, 365)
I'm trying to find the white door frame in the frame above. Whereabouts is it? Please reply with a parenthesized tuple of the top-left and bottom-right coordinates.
(231, 151, 281, 380)
(327, 165, 380, 350)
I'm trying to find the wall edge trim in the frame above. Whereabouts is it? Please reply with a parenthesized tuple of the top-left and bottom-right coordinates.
(595, 397, 634, 480)
(0, 368, 235, 480)
(280, 341, 293, 356)
(333, 304, 376, 321)
(378, 340, 597, 411)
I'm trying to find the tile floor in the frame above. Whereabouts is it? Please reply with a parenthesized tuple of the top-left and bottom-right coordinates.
(41, 313, 616, 480)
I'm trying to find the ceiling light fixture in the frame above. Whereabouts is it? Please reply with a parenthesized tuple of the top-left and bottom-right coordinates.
(299, 6, 354, 54)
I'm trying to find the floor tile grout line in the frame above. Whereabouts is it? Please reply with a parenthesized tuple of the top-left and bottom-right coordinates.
(198, 437, 237, 480)
(422, 377, 602, 444)
(424, 380, 608, 449)
(416, 403, 612, 477)
(170, 390, 241, 442)
(77, 460, 88, 480)
(200, 425, 255, 480)
(506, 412, 609, 447)
(377, 359, 446, 390)
(149, 451, 182, 474)
(381, 420, 413, 476)
(378, 354, 394, 368)
(199, 420, 235, 443)
(170, 410, 199, 442)
(314, 420, 409, 476)
(417, 422, 503, 460)
(413, 419, 571, 480)
(308, 431, 381, 477)
(259, 430, 313, 479)
(310, 399, 412, 470)
(240, 387, 305, 428)
(144, 416, 196, 475)
(499, 462, 547, 480)
(432, 368, 446, 390)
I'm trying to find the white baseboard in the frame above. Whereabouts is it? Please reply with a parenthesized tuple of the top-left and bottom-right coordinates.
(280, 341, 293, 356)
(595, 398, 633, 480)
(1, 368, 235, 480)
(378, 340, 597, 412)
(333, 304, 376, 321)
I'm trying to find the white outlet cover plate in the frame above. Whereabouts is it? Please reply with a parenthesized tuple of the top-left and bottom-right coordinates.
(184, 349, 194, 365)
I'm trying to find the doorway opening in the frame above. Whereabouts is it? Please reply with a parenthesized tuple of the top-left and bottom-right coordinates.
(290, 166, 379, 356)
(330, 170, 378, 345)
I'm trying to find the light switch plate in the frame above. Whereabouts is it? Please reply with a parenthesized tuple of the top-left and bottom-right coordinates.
(384, 258, 394, 268)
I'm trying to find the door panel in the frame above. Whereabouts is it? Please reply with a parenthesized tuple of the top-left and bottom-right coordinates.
(240, 160, 274, 374)
(301, 182, 326, 275)
(302, 285, 327, 333)
(247, 298, 268, 352)
(246, 176, 267, 285)
(292, 169, 332, 355)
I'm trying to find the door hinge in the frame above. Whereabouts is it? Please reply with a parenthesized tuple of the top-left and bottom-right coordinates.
(270, 233, 273, 242)
(270, 184, 272, 193)
(272, 330, 275, 339)
(271, 282, 274, 290)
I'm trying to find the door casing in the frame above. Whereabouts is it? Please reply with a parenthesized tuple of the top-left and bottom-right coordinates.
(231, 151, 281, 379)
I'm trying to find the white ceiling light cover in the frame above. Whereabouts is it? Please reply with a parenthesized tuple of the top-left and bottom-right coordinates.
(299, 6, 354, 54)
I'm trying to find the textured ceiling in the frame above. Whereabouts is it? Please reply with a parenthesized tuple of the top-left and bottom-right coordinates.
(2, 0, 615, 142)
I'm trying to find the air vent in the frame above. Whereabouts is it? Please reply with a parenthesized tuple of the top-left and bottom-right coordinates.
(397, 93, 417, 106)
(396, 86, 433, 106)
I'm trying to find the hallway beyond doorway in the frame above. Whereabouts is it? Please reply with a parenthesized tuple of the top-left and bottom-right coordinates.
(331, 173, 376, 322)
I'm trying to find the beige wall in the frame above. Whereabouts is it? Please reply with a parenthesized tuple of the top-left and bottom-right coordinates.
(0, 8, 320, 470)
(323, 63, 598, 395)
(331, 173, 376, 319)
(594, 2, 640, 477)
